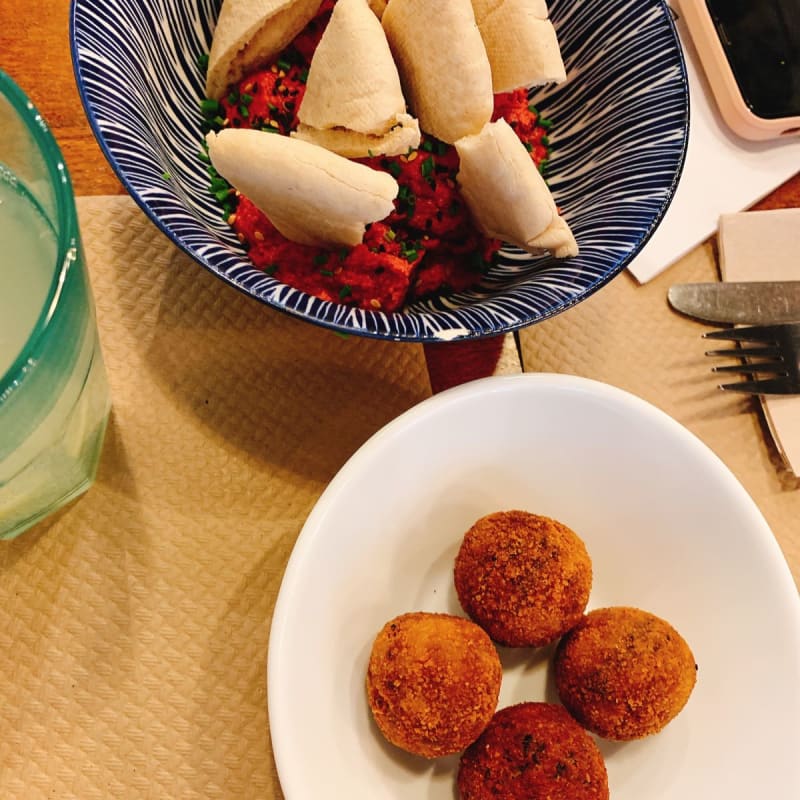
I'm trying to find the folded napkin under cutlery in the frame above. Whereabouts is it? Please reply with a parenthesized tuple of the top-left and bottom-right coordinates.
(718, 208, 800, 477)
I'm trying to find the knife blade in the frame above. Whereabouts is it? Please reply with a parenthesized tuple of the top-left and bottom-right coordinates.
(667, 281, 800, 324)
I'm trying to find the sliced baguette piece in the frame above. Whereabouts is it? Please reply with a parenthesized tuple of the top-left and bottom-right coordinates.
(471, 0, 566, 92)
(205, 0, 322, 100)
(294, 0, 421, 156)
(294, 114, 421, 158)
(455, 118, 577, 257)
(206, 129, 398, 248)
(382, 0, 493, 144)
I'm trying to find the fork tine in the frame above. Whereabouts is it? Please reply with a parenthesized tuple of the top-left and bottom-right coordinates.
(703, 323, 800, 395)
(717, 377, 796, 394)
(704, 345, 782, 358)
(703, 326, 781, 343)
(711, 361, 787, 375)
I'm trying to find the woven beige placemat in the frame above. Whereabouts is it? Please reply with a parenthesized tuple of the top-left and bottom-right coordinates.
(0, 196, 432, 799)
(2, 197, 797, 798)
(519, 241, 800, 588)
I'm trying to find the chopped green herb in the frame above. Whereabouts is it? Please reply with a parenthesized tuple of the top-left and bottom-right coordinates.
(298, 68, 309, 83)
(313, 253, 329, 266)
(197, 53, 210, 73)
(420, 157, 434, 179)
(320, 268, 334, 277)
(214, 187, 233, 203)
(523, 141, 533, 152)
(239, 105, 250, 118)
(227, 90, 239, 105)
(277, 57, 292, 72)
(384, 228, 396, 242)
(539, 117, 553, 131)
(421, 139, 434, 152)
(541, 135, 550, 147)
(161, 171, 172, 181)
(386, 160, 402, 178)
(240, 92, 253, 106)
(339, 285, 353, 300)
(264, 263, 278, 275)
(200, 98, 221, 117)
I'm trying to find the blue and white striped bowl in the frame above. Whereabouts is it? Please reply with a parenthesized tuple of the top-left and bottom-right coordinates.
(71, 0, 688, 342)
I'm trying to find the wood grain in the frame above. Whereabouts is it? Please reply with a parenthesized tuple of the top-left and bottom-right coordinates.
(1, 0, 797, 208)
(0, 1, 124, 195)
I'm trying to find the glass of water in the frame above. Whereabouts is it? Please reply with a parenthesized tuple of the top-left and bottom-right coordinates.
(0, 70, 111, 539)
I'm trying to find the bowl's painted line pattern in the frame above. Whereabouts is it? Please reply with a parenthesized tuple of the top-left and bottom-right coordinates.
(71, 0, 688, 342)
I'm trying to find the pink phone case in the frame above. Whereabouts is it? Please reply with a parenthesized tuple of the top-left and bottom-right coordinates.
(679, 0, 800, 141)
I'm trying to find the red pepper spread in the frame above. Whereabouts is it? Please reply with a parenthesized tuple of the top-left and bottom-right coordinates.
(203, 0, 553, 313)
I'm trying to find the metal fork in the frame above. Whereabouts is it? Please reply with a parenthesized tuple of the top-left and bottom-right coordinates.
(703, 322, 800, 395)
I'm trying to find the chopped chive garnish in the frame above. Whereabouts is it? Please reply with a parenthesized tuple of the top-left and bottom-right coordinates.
(320, 268, 334, 277)
(313, 253, 329, 266)
(200, 98, 221, 117)
(339, 285, 352, 300)
(420, 157, 434, 179)
(196, 53, 210, 73)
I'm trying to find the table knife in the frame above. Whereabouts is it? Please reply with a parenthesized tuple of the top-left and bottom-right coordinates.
(667, 281, 800, 324)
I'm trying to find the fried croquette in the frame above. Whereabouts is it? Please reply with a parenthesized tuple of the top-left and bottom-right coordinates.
(554, 606, 697, 740)
(457, 702, 609, 800)
(366, 611, 502, 758)
(454, 510, 592, 647)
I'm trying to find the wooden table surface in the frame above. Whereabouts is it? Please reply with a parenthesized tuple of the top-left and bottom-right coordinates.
(0, 1, 124, 196)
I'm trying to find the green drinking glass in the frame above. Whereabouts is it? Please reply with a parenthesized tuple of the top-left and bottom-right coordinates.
(0, 70, 111, 539)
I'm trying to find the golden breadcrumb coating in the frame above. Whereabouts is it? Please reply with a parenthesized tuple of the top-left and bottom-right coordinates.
(366, 611, 502, 758)
(454, 510, 592, 647)
(554, 606, 698, 740)
(457, 702, 609, 800)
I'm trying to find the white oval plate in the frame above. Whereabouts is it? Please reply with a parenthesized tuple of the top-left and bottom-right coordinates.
(268, 373, 800, 799)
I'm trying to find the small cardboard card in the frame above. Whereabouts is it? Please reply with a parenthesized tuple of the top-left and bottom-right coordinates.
(719, 208, 800, 477)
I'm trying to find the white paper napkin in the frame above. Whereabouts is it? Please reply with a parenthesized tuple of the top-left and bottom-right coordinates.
(626, 5, 800, 283)
(718, 208, 800, 477)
